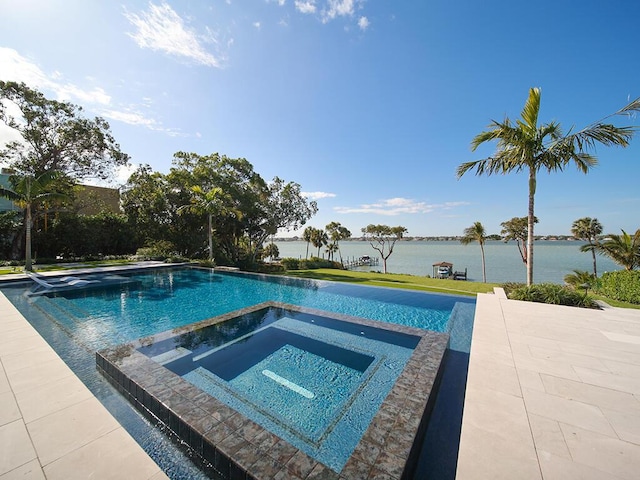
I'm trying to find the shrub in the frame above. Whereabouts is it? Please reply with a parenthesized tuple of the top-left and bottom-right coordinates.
(596, 270, 640, 304)
(279, 256, 341, 271)
(280, 257, 300, 270)
(506, 283, 600, 309)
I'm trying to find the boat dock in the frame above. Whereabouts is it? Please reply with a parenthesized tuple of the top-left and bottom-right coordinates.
(343, 255, 380, 269)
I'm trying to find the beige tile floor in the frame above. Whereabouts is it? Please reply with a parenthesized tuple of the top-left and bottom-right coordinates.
(457, 288, 640, 480)
(0, 292, 168, 480)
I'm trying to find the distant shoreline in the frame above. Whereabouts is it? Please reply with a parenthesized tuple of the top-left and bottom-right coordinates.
(275, 236, 582, 242)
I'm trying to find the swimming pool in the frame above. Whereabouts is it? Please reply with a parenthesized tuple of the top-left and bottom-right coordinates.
(1, 266, 476, 479)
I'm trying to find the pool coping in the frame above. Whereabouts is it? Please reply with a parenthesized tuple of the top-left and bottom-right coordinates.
(97, 301, 450, 480)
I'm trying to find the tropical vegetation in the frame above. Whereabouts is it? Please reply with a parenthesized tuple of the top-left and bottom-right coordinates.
(361, 224, 407, 274)
(460, 221, 488, 282)
(571, 217, 603, 276)
(457, 87, 639, 285)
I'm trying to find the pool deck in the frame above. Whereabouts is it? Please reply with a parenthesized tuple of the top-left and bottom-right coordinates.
(457, 288, 640, 480)
(2, 267, 640, 479)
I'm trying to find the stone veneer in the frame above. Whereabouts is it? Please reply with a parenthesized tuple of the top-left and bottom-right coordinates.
(97, 301, 448, 480)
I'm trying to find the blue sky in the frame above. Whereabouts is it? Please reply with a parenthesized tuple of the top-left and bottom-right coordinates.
(1, 0, 638, 237)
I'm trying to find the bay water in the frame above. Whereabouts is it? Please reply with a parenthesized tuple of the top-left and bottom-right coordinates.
(273, 240, 621, 284)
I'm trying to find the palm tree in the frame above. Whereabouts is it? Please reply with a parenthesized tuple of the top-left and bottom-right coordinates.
(326, 221, 351, 264)
(325, 242, 338, 261)
(571, 217, 603, 276)
(184, 185, 230, 262)
(310, 228, 328, 257)
(460, 221, 488, 282)
(457, 87, 635, 285)
(0, 171, 68, 271)
(302, 226, 314, 259)
(596, 229, 640, 271)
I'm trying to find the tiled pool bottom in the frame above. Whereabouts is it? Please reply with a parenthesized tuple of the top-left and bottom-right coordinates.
(97, 302, 449, 480)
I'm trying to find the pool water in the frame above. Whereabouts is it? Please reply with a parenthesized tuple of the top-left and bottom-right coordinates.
(1, 267, 476, 479)
(136, 309, 421, 472)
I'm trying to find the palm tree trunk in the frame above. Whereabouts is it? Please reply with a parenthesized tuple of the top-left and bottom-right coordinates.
(480, 242, 486, 282)
(527, 168, 536, 286)
(590, 243, 598, 277)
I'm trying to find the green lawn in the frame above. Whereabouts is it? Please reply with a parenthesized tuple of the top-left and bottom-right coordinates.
(279, 269, 499, 296)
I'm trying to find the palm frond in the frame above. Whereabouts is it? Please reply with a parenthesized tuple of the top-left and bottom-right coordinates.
(518, 87, 542, 137)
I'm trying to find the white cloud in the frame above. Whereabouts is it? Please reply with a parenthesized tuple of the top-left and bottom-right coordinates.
(322, 0, 355, 21)
(334, 198, 470, 215)
(253, 21, 261, 29)
(124, 2, 222, 67)
(302, 191, 336, 200)
(358, 16, 369, 31)
(295, 1, 317, 14)
(0, 47, 111, 106)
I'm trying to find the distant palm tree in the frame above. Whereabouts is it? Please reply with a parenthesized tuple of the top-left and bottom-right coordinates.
(457, 87, 636, 285)
(302, 226, 314, 259)
(564, 269, 596, 295)
(0, 171, 68, 271)
(571, 217, 603, 276)
(310, 228, 328, 257)
(596, 229, 640, 271)
(326, 221, 351, 264)
(325, 242, 338, 261)
(460, 221, 488, 282)
(184, 186, 231, 262)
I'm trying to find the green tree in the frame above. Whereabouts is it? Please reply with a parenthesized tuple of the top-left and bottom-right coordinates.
(596, 229, 640, 271)
(325, 221, 351, 264)
(571, 217, 603, 276)
(302, 226, 314, 259)
(0, 171, 69, 270)
(501, 217, 538, 266)
(361, 224, 407, 274)
(263, 242, 279, 261)
(564, 270, 597, 295)
(457, 87, 636, 285)
(0, 81, 129, 180)
(310, 228, 328, 257)
(184, 185, 230, 262)
(461, 221, 488, 282)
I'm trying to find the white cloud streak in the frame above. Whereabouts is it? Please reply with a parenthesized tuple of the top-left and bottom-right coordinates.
(295, 1, 317, 14)
(124, 2, 222, 67)
(334, 198, 470, 215)
(0, 47, 177, 136)
(303, 191, 336, 200)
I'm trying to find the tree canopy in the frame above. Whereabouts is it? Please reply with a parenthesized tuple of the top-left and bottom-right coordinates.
(0, 81, 129, 180)
(457, 87, 637, 285)
(361, 224, 407, 274)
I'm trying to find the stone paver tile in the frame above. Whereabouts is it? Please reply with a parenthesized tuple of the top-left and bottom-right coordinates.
(468, 338, 515, 367)
(5, 357, 75, 394)
(562, 343, 640, 367)
(508, 332, 562, 351)
(457, 421, 541, 480)
(560, 422, 640, 480)
(601, 331, 640, 346)
(541, 374, 640, 414)
(602, 359, 640, 378)
(573, 366, 640, 396)
(0, 420, 37, 476)
(0, 364, 10, 395)
(466, 359, 522, 398)
(0, 334, 44, 357)
(512, 349, 582, 382)
(517, 369, 545, 392)
(27, 397, 121, 466)
(600, 408, 640, 445)
(528, 345, 610, 372)
(0, 392, 21, 428)
(538, 451, 624, 480)
(522, 387, 616, 437)
(0, 459, 45, 480)
(463, 384, 527, 419)
(527, 413, 570, 459)
(43, 428, 163, 480)
(13, 374, 93, 424)
(0, 345, 60, 375)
